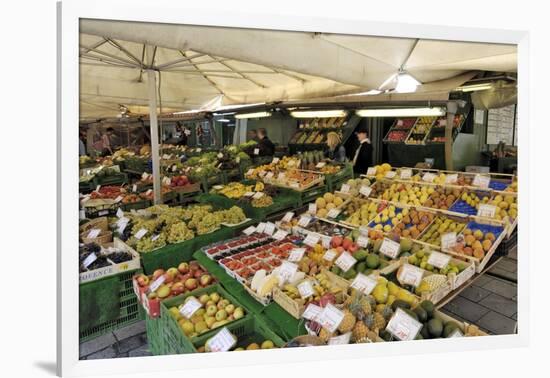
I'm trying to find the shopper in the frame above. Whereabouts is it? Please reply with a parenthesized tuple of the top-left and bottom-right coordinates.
(79, 131, 87, 156)
(248, 129, 259, 142)
(257, 128, 275, 156)
(352, 125, 373, 175)
(101, 127, 115, 156)
(325, 131, 346, 163)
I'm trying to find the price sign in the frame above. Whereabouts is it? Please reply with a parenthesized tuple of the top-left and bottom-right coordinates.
(308, 203, 317, 215)
(441, 232, 457, 249)
(80, 195, 90, 204)
(264, 222, 276, 236)
(385, 171, 396, 179)
(445, 174, 458, 184)
(328, 332, 351, 345)
(117, 218, 129, 234)
(302, 303, 322, 321)
(86, 228, 101, 239)
(357, 235, 369, 248)
(206, 327, 237, 353)
(116, 208, 124, 218)
(255, 222, 266, 234)
(350, 273, 377, 295)
(400, 169, 412, 180)
(427, 251, 452, 269)
(277, 261, 298, 283)
(398, 264, 425, 287)
(148, 275, 166, 293)
(114, 195, 124, 203)
(134, 228, 148, 240)
(321, 236, 331, 249)
(82, 253, 98, 269)
(98, 210, 109, 216)
(95, 185, 102, 193)
(282, 212, 294, 223)
(244, 191, 255, 197)
(323, 249, 337, 262)
(272, 157, 280, 164)
(298, 281, 315, 298)
(359, 225, 369, 236)
(288, 248, 306, 262)
(318, 303, 345, 333)
(327, 208, 341, 218)
(315, 162, 326, 169)
(303, 233, 320, 247)
(422, 172, 436, 182)
(151, 234, 161, 242)
(132, 184, 137, 192)
(366, 167, 377, 176)
(473, 174, 490, 188)
(242, 226, 256, 235)
(386, 308, 423, 341)
(298, 215, 311, 228)
(252, 192, 265, 199)
(179, 297, 203, 319)
(246, 169, 254, 176)
(145, 189, 153, 196)
(360, 185, 372, 197)
(449, 329, 463, 338)
(340, 184, 350, 194)
(253, 148, 260, 155)
(273, 229, 288, 241)
(379, 238, 400, 259)
(477, 204, 497, 218)
(335, 252, 357, 272)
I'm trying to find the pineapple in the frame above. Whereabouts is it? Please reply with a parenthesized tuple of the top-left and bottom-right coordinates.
(348, 292, 373, 321)
(361, 298, 373, 317)
(381, 305, 394, 321)
(338, 310, 356, 333)
(364, 313, 375, 329)
(373, 312, 387, 330)
(352, 320, 370, 342)
(319, 327, 333, 342)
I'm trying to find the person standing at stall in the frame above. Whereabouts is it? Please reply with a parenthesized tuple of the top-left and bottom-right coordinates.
(352, 125, 373, 175)
(247, 129, 259, 142)
(325, 131, 347, 163)
(257, 128, 275, 156)
(101, 127, 115, 156)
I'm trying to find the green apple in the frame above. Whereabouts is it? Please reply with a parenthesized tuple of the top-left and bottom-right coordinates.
(215, 309, 227, 321)
(206, 305, 217, 316)
(204, 316, 216, 328)
(225, 304, 235, 315)
(233, 307, 244, 320)
(199, 294, 210, 304)
(209, 292, 221, 303)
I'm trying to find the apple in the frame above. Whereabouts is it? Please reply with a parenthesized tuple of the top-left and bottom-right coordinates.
(171, 282, 185, 296)
(331, 236, 343, 248)
(199, 294, 210, 304)
(184, 278, 198, 291)
(189, 261, 200, 271)
(136, 274, 149, 287)
(215, 309, 227, 321)
(163, 272, 174, 284)
(177, 262, 189, 274)
(227, 315, 234, 321)
(209, 292, 221, 303)
(193, 270, 203, 279)
(206, 305, 217, 316)
(166, 267, 179, 279)
(225, 304, 235, 315)
(199, 274, 212, 287)
(156, 284, 171, 298)
(233, 307, 244, 320)
(180, 273, 192, 282)
(204, 316, 216, 328)
(147, 292, 158, 300)
(348, 243, 359, 254)
(206, 300, 215, 307)
(217, 301, 226, 310)
(152, 269, 165, 281)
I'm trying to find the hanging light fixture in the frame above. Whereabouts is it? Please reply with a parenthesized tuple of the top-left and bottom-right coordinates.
(394, 69, 421, 93)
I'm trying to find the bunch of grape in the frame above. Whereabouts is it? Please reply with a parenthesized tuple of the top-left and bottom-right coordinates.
(219, 206, 246, 224)
(136, 233, 167, 253)
(167, 222, 195, 244)
(196, 213, 220, 235)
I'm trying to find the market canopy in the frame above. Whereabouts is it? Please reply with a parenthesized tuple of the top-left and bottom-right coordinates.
(80, 19, 517, 118)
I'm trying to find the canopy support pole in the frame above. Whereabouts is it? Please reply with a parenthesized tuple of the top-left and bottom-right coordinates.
(445, 101, 458, 171)
(147, 68, 162, 204)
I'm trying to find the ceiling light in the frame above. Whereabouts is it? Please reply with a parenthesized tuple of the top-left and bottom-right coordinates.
(395, 71, 421, 93)
(217, 119, 231, 123)
(455, 83, 494, 92)
(290, 110, 347, 118)
(356, 107, 446, 117)
(234, 111, 272, 119)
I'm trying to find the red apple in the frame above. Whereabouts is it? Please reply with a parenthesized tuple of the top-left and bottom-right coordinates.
(342, 238, 353, 251)
(163, 272, 174, 284)
(171, 282, 185, 296)
(184, 278, 198, 291)
(193, 270, 203, 279)
(348, 243, 359, 254)
(152, 269, 165, 281)
(136, 274, 149, 287)
(331, 236, 343, 248)
(189, 261, 200, 271)
(200, 274, 212, 287)
(177, 262, 189, 274)
(180, 273, 191, 282)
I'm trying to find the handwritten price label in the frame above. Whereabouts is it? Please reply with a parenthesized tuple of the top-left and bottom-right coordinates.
(366, 167, 377, 176)
(360, 186, 372, 197)
(298, 215, 311, 228)
(264, 222, 276, 236)
(441, 232, 457, 249)
(477, 204, 497, 218)
(86, 228, 101, 239)
(445, 174, 458, 184)
(288, 248, 306, 262)
(298, 281, 315, 298)
(148, 275, 166, 293)
(242, 226, 256, 235)
(134, 228, 148, 240)
(400, 169, 412, 180)
(350, 273, 377, 295)
(82, 253, 98, 269)
(385, 171, 396, 179)
(427, 251, 452, 269)
(206, 327, 237, 352)
(255, 222, 266, 234)
(273, 229, 288, 241)
(318, 304, 345, 333)
(327, 208, 341, 219)
(379, 238, 400, 259)
(340, 184, 350, 194)
(308, 203, 317, 215)
(357, 235, 369, 248)
(335, 252, 357, 272)
(179, 297, 203, 319)
(277, 261, 298, 283)
(386, 308, 423, 341)
(116, 208, 124, 218)
(398, 264, 425, 287)
(323, 249, 337, 262)
(303, 233, 320, 247)
(473, 174, 490, 188)
(282, 212, 294, 223)
(422, 172, 436, 182)
(302, 303, 322, 321)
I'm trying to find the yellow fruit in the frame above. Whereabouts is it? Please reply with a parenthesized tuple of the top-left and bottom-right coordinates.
(372, 284, 389, 304)
(261, 340, 275, 349)
(333, 196, 344, 206)
(317, 208, 328, 218)
(381, 163, 392, 172)
(316, 197, 327, 209)
(323, 192, 335, 203)
(247, 343, 260, 350)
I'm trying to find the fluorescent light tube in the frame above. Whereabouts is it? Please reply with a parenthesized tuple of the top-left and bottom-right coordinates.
(455, 83, 494, 92)
(356, 107, 446, 117)
(234, 111, 272, 119)
(290, 110, 347, 118)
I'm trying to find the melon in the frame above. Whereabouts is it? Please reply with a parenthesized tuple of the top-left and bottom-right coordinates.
(323, 192, 335, 203)
(315, 197, 327, 209)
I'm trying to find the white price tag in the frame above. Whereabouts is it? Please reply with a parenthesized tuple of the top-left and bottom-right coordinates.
(282, 212, 294, 223)
(132, 184, 137, 192)
(323, 249, 337, 262)
(400, 169, 412, 180)
(252, 192, 265, 199)
(217, 153, 224, 159)
(172, 165, 178, 172)
(298, 215, 311, 228)
(308, 203, 317, 215)
(255, 222, 266, 234)
(242, 226, 256, 235)
(264, 222, 276, 236)
(321, 236, 331, 249)
(360, 186, 372, 197)
(151, 234, 160, 242)
(273, 229, 288, 241)
(265, 172, 274, 180)
(206, 327, 237, 352)
(145, 189, 153, 196)
(357, 235, 369, 248)
(422, 172, 436, 182)
(302, 303, 322, 321)
(315, 162, 326, 169)
(473, 174, 490, 188)
(134, 228, 148, 240)
(398, 264, 425, 287)
(179, 297, 203, 319)
(98, 210, 109, 216)
(386, 308, 423, 341)
(379, 238, 400, 259)
(272, 157, 280, 164)
(366, 167, 377, 176)
(298, 281, 315, 298)
(359, 225, 369, 236)
(445, 174, 458, 184)
(328, 332, 351, 345)
(318, 303, 345, 333)
(114, 195, 124, 203)
(335, 252, 357, 272)
(82, 253, 98, 268)
(196, 148, 202, 153)
(81, 195, 90, 204)
(86, 228, 101, 239)
(303, 233, 320, 247)
(340, 184, 350, 194)
(95, 185, 102, 193)
(162, 177, 171, 186)
(477, 204, 497, 218)
(141, 172, 149, 180)
(277, 261, 298, 283)
(427, 251, 452, 269)
(212, 185, 223, 190)
(385, 171, 396, 179)
(253, 148, 260, 155)
(116, 208, 124, 218)
(244, 191, 255, 197)
(288, 248, 306, 262)
(148, 275, 166, 293)
(350, 273, 378, 295)
(117, 218, 129, 234)
(449, 329, 464, 338)
(327, 208, 341, 218)
(441, 232, 457, 250)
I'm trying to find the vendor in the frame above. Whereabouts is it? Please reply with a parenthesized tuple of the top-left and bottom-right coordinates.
(257, 128, 275, 156)
(325, 131, 346, 163)
(352, 125, 373, 175)
(247, 129, 260, 142)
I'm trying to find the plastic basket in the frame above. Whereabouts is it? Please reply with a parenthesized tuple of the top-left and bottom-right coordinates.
(93, 173, 129, 187)
(120, 199, 152, 212)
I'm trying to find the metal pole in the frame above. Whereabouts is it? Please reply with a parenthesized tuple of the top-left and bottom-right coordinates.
(445, 101, 458, 171)
(147, 69, 162, 204)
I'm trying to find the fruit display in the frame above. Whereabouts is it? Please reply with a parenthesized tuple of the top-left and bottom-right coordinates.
(366, 163, 393, 181)
(368, 204, 403, 233)
(418, 216, 467, 247)
(385, 130, 409, 142)
(422, 186, 462, 210)
(251, 194, 274, 208)
(298, 219, 351, 238)
(451, 222, 504, 259)
(404, 246, 468, 276)
(339, 177, 372, 196)
(392, 118, 417, 130)
(343, 200, 383, 227)
(167, 291, 245, 339)
(279, 272, 346, 307)
(487, 193, 518, 221)
(312, 192, 345, 218)
(405, 116, 436, 145)
(211, 182, 255, 199)
(169, 175, 193, 189)
(390, 209, 435, 239)
(197, 334, 278, 353)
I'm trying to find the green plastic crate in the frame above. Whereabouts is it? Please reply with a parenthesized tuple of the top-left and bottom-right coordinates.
(159, 284, 248, 354)
(326, 163, 354, 192)
(145, 316, 164, 355)
(192, 316, 285, 352)
(120, 200, 152, 212)
(297, 183, 328, 207)
(93, 173, 129, 187)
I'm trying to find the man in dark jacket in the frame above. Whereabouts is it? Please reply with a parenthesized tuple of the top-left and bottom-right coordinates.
(257, 128, 275, 156)
(352, 125, 373, 175)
